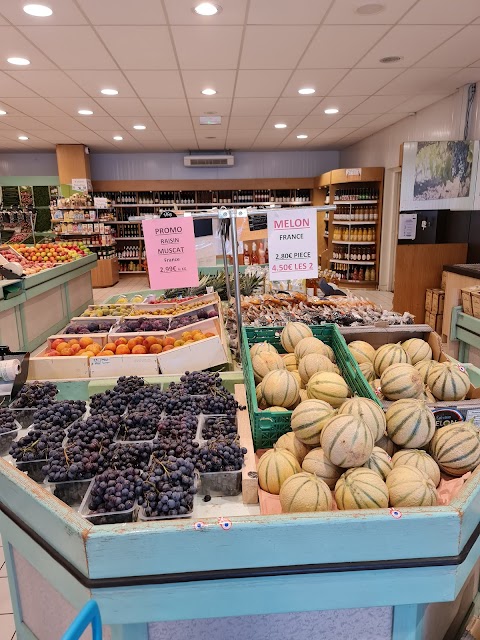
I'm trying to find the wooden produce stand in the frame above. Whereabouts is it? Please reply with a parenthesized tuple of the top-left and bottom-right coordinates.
(443, 265, 480, 367)
(0, 376, 479, 640)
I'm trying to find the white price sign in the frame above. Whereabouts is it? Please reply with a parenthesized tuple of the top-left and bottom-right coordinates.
(94, 197, 109, 209)
(267, 208, 318, 281)
(72, 178, 92, 193)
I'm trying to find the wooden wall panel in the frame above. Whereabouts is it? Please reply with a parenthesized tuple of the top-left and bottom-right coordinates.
(56, 145, 91, 185)
(92, 178, 315, 191)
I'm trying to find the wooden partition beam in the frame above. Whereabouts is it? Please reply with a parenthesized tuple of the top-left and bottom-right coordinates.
(56, 144, 91, 186)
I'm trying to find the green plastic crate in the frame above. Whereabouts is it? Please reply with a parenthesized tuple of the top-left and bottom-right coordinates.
(242, 324, 381, 449)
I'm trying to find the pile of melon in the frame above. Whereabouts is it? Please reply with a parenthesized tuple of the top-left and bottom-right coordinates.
(348, 338, 471, 403)
(257, 393, 480, 514)
(252, 322, 349, 412)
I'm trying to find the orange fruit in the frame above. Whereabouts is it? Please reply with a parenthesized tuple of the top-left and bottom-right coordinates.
(184, 340, 195, 345)
(55, 341, 68, 353)
(86, 343, 102, 355)
(115, 337, 128, 346)
(116, 344, 131, 355)
(174, 339, 184, 347)
(59, 347, 74, 356)
(70, 344, 81, 354)
(79, 336, 94, 348)
(134, 336, 144, 345)
(127, 338, 137, 351)
(104, 342, 117, 353)
(181, 332, 192, 340)
(204, 332, 216, 338)
(51, 338, 64, 350)
(131, 344, 147, 354)
(193, 333, 205, 341)
(100, 349, 115, 356)
(144, 336, 158, 347)
(148, 344, 162, 354)
(68, 338, 79, 346)
(162, 344, 174, 351)
(164, 337, 175, 347)
(77, 349, 87, 356)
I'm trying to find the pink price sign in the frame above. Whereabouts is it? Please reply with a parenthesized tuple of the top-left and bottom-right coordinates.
(142, 217, 199, 289)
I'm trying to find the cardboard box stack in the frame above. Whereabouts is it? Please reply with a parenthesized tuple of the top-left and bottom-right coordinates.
(425, 288, 444, 334)
(461, 286, 480, 319)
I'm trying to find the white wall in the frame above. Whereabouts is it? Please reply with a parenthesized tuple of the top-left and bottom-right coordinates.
(339, 88, 477, 291)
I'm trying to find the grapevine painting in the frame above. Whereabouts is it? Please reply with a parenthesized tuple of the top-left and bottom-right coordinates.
(413, 141, 474, 201)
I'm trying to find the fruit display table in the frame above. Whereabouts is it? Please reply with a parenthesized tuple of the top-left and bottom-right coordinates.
(0, 254, 96, 352)
(0, 378, 479, 640)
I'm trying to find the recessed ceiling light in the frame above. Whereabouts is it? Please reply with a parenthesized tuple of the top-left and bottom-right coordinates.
(23, 4, 52, 17)
(101, 88, 118, 96)
(7, 57, 30, 66)
(0, 110, 7, 116)
(133, 124, 146, 130)
(324, 108, 339, 115)
(194, 3, 221, 16)
(78, 109, 93, 116)
(355, 3, 385, 15)
(18, 135, 29, 140)
(298, 88, 315, 95)
(113, 135, 123, 141)
(274, 123, 287, 129)
(297, 134, 308, 139)
(202, 88, 217, 96)
(379, 55, 403, 64)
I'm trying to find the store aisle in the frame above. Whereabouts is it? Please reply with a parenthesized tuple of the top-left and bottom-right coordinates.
(0, 539, 15, 640)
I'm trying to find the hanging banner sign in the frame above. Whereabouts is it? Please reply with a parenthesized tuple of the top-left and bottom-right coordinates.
(142, 217, 199, 289)
(267, 207, 318, 281)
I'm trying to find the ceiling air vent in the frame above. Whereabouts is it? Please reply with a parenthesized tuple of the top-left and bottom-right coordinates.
(184, 154, 234, 168)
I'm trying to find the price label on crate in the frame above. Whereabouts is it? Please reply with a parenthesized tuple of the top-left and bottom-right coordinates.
(267, 208, 318, 281)
(142, 217, 199, 289)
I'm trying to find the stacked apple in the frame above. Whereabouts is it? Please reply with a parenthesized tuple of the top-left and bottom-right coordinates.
(98, 329, 217, 357)
(11, 243, 86, 264)
(45, 337, 103, 357)
(0, 246, 52, 276)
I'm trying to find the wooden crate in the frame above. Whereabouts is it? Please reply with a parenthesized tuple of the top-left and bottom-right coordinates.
(89, 354, 160, 377)
(91, 258, 119, 288)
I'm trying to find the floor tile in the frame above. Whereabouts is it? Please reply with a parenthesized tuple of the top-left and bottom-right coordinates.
(0, 564, 6, 578)
(0, 614, 15, 640)
(0, 578, 12, 615)
(0, 549, 4, 567)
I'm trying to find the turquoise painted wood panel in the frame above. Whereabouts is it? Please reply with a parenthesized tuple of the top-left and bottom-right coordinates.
(22, 255, 97, 291)
(451, 468, 480, 549)
(392, 604, 426, 640)
(110, 624, 149, 640)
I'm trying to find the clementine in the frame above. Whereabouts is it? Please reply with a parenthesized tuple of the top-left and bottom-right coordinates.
(131, 344, 147, 355)
(116, 344, 131, 355)
(148, 344, 162, 354)
(79, 337, 94, 348)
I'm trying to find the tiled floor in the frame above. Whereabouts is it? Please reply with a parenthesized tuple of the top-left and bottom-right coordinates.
(0, 540, 15, 640)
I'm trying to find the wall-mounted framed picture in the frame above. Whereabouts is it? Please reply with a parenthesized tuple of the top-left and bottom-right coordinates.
(400, 140, 479, 211)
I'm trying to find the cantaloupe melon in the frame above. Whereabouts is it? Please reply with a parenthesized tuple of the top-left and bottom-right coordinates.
(359, 361, 376, 382)
(427, 363, 470, 401)
(280, 472, 332, 513)
(337, 396, 386, 443)
(256, 381, 267, 409)
(363, 446, 393, 480)
(324, 344, 335, 363)
(298, 353, 335, 384)
(335, 468, 389, 510)
(429, 421, 480, 476)
(291, 399, 335, 445)
(386, 398, 435, 448)
(257, 448, 301, 494)
(306, 371, 349, 408)
(348, 341, 376, 365)
(320, 414, 374, 467)
(280, 322, 313, 353)
(415, 359, 442, 384)
(282, 353, 298, 372)
(402, 338, 432, 365)
(302, 448, 342, 488)
(386, 465, 438, 507)
(290, 370, 305, 389)
(276, 431, 311, 463)
(268, 406, 289, 412)
(376, 433, 398, 457)
(423, 387, 436, 403)
(294, 336, 330, 363)
(392, 449, 440, 486)
(380, 363, 424, 400)
(250, 342, 278, 358)
(252, 351, 285, 383)
(262, 369, 300, 408)
(299, 389, 308, 402)
(374, 343, 410, 377)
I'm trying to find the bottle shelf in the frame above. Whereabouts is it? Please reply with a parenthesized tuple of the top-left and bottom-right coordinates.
(332, 220, 377, 225)
(343, 279, 378, 284)
(119, 270, 146, 274)
(330, 259, 376, 265)
(112, 201, 312, 208)
(331, 241, 376, 245)
(333, 200, 378, 205)
(86, 244, 116, 248)
(117, 257, 142, 261)
(116, 237, 144, 240)
(109, 221, 141, 224)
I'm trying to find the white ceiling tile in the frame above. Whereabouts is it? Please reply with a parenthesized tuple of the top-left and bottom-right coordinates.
(94, 98, 149, 117)
(0, 115, 52, 130)
(181, 70, 236, 99)
(300, 114, 342, 128)
(330, 114, 377, 128)
(262, 115, 304, 129)
(0, 98, 63, 117)
(165, 0, 247, 25)
(326, 0, 417, 24)
(430, 68, 480, 93)
(247, 0, 331, 24)
(77, 0, 166, 24)
(125, 71, 184, 98)
(334, 68, 404, 95)
(0, 0, 86, 25)
(231, 98, 277, 116)
(194, 119, 229, 132)
(35, 116, 94, 130)
(389, 94, 450, 113)
(228, 116, 266, 130)
(20, 26, 117, 69)
(401, 0, 480, 24)
(234, 70, 291, 98)
(301, 25, 390, 69)
(377, 67, 461, 95)
(271, 97, 321, 116)
(0, 72, 36, 97)
(97, 27, 177, 70)
(141, 99, 190, 116)
(130, 130, 168, 141)
(241, 26, 317, 69)
(26, 130, 77, 143)
(0, 27, 56, 69)
(95, 131, 137, 143)
(188, 98, 232, 116)
(50, 97, 109, 116)
(5, 70, 87, 97)
(67, 132, 107, 143)
(74, 116, 120, 130)
(172, 27, 243, 70)
(312, 95, 369, 114)
(153, 116, 193, 130)
(358, 25, 461, 68)
(226, 130, 259, 142)
(350, 95, 410, 114)
(282, 69, 347, 97)
(113, 116, 159, 130)
(163, 131, 197, 141)
(66, 70, 135, 98)
(417, 26, 480, 68)
(363, 113, 409, 129)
